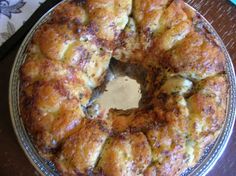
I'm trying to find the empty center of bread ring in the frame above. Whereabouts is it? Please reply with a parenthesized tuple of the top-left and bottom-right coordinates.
(85, 58, 153, 118)
(97, 76, 141, 111)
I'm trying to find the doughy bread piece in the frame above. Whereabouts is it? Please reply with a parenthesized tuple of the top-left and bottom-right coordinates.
(56, 120, 109, 175)
(145, 125, 189, 176)
(133, 0, 170, 32)
(87, 0, 132, 41)
(96, 132, 152, 176)
(144, 75, 227, 176)
(109, 109, 161, 133)
(115, 0, 194, 67)
(32, 24, 76, 61)
(32, 23, 112, 88)
(113, 18, 142, 63)
(20, 86, 84, 151)
(187, 75, 227, 149)
(162, 32, 226, 80)
(51, 1, 89, 25)
(20, 54, 93, 104)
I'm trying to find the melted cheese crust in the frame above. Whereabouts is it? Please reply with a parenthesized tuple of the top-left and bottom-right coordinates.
(20, 0, 228, 175)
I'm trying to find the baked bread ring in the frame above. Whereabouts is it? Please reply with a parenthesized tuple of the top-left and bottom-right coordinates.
(20, 0, 227, 175)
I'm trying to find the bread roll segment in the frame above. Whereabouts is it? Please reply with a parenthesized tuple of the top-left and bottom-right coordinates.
(96, 132, 152, 175)
(56, 120, 109, 175)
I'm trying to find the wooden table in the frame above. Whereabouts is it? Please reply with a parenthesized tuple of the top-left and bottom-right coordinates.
(0, 0, 235, 175)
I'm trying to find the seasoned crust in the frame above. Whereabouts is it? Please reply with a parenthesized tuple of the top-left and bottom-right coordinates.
(20, 0, 133, 156)
(19, 0, 228, 175)
(144, 75, 228, 176)
(56, 120, 109, 175)
(32, 24, 75, 61)
(96, 132, 152, 175)
(133, 0, 170, 32)
(109, 108, 163, 133)
(20, 81, 85, 150)
(20, 54, 93, 105)
(162, 31, 226, 79)
(187, 75, 228, 147)
(115, 0, 224, 80)
(87, 0, 132, 41)
(145, 126, 188, 176)
(51, 1, 88, 25)
(31, 23, 112, 87)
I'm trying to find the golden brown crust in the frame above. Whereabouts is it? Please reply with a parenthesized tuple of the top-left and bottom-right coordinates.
(51, 1, 88, 25)
(187, 75, 228, 148)
(109, 108, 163, 134)
(87, 0, 132, 41)
(20, 0, 130, 152)
(32, 24, 75, 61)
(96, 132, 152, 175)
(143, 75, 228, 176)
(162, 31, 226, 79)
(146, 126, 188, 176)
(56, 120, 109, 175)
(133, 0, 170, 32)
(20, 81, 85, 150)
(114, 0, 225, 81)
(19, 0, 228, 175)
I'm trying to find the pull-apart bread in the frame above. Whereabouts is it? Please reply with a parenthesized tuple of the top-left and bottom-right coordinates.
(20, 0, 227, 175)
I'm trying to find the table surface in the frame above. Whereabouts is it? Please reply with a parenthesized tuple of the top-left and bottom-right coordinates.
(0, 0, 235, 175)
